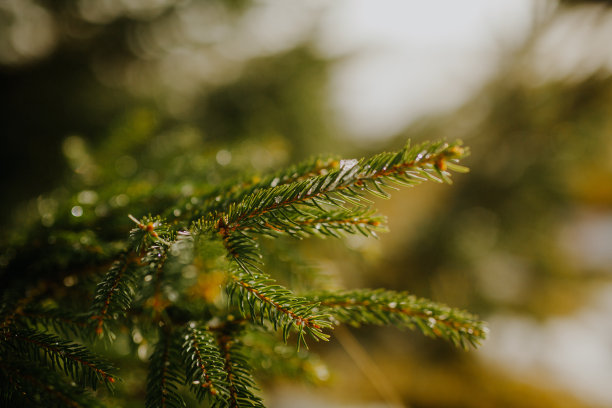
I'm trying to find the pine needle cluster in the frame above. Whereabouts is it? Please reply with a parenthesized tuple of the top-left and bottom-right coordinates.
(0, 138, 486, 407)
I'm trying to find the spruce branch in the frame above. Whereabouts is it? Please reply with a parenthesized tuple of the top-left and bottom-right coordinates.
(310, 289, 487, 349)
(181, 323, 229, 402)
(0, 360, 103, 408)
(90, 252, 141, 336)
(218, 140, 467, 233)
(1, 329, 116, 389)
(196, 156, 341, 220)
(236, 207, 387, 239)
(18, 306, 90, 340)
(227, 266, 332, 348)
(140, 243, 170, 317)
(146, 329, 186, 408)
(216, 333, 265, 408)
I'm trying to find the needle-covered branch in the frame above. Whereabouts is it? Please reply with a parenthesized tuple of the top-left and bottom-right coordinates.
(181, 323, 228, 402)
(146, 329, 186, 408)
(196, 156, 341, 220)
(310, 289, 487, 349)
(236, 207, 387, 239)
(0, 360, 104, 408)
(216, 333, 265, 408)
(90, 252, 141, 336)
(228, 266, 332, 348)
(1, 329, 116, 389)
(219, 140, 467, 232)
(2, 136, 485, 407)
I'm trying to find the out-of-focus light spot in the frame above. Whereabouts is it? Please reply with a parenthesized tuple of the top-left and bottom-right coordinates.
(137, 343, 149, 361)
(132, 329, 143, 344)
(63, 275, 78, 287)
(182, 265, 197, 279)
(71, 206, 83, 217)
(77, 190, 99, 205)
(167, 291, 178, 302)
(110, 194, 130, 208)
(62, 135, 99, 183)
(62, 136, 87, 160)
(313, 363, 330, 381)
(181, 184, 194, 196)
(38, 196, 58, 227)
(216, 149, 232, 166)
(0, 0, 57, 65)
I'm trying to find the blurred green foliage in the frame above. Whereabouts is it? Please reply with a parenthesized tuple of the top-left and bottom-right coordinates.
(2, 1, 612, 407)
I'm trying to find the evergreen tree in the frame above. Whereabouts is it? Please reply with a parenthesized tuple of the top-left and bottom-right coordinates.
(0, 135, 485, 407)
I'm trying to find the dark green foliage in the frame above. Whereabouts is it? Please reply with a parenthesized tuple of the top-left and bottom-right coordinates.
(146, 329, 187, 408)
(0, 329, 115, 390)
(0, 139, 485, 406)
(90, 252, 143, 337)
(0, 360, 104, 408)
(215, 334, 265, 408)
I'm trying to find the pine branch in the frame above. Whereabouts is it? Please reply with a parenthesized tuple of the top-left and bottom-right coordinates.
(236, 207, 387, 239)
(227, 266, 332, 348)
(0, 360, 103, 408)
(18, 306, 90, 340)
(181, 323, 228, 403)
(90, 252, 140, 336)
(140, 243, 170, 316)
(218, 141, 467, 232)
(310, 289, 487, 349)
(216, 333, 265, 408)
(146, 329, 186, 408)
(195, 156, 341, 220)
(1, 329, 116, 389)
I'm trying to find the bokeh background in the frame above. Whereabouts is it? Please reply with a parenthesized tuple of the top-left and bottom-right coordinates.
(2, 0, 612, 407)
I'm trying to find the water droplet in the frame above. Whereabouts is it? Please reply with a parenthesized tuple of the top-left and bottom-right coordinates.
(192, 380, 200, 385)
(315, 224, 321, 230)
(173, 209, 181, 217)
(274, 196, 282, 204)
(270, 177, 280, 187)
(388, 302, 397, 308)
(144, 274, 153, 282)
(339, 159, 358, 171)
(71, 206, 83, 217)
(189, 322, 196, 328)
(427, 317, 437, 328)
